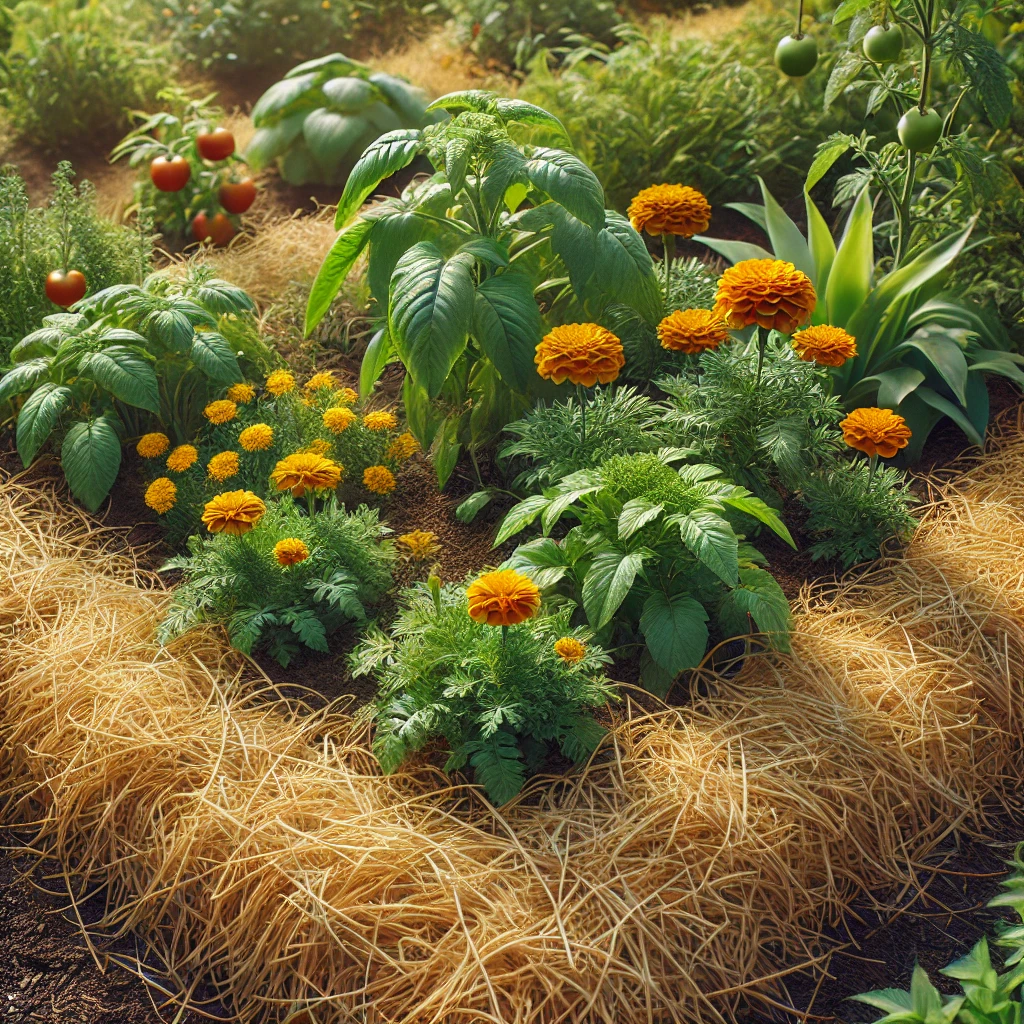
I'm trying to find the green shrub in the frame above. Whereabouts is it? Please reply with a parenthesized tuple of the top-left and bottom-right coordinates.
(352, 579, 614, 804)
(160, 496, 395, 666)
(0, 0, 170, 150)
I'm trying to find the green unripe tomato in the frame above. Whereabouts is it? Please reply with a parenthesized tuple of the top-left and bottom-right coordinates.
(897, 107, 943, 152)
(862, 23, 903, 62)
(774, 34, 818, 77)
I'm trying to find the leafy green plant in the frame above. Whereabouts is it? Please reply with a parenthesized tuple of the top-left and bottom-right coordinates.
(497, 450, 793, 695)
(0, 0, 170, 150)
(351, 579, 614, 804)
(160, 496, 394, 666)
(306, 90, 661, 485)
(246, 54, 440, 187)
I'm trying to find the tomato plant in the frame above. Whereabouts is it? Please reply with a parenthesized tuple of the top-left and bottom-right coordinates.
(218, 178, 256, 214)
(196, 127, 235, 161)
(149, 155, 192, 192)
(44, 269, 87, 307)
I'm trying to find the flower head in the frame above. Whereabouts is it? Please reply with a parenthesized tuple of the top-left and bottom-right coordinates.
(265, 369, 296, 396)
(144, 477, 177, 514)
(791, 324, 857, 367)
(201, 490, 266, 535)
(535, 323, 625, 387)
(337, 387, 358, 405)
(274, 537, 310, 566)
(397, 529, 441, 560)
(713, 259, 817, 335)
(270, 452, 342, 497)
(239, 423, 274, 451)
(204, 399, 238, 425)
(136, 432, 170, 458)
(387, 432, 420, 461)
(304, 438, 333, 456)
(305, 370, 337, 392)
(840, 407, 912, 459)
(467, 569, 541, 627)
(167, 444, 199, 473)
(363, 465, 396, 495)
(207, 450, 240, 482)
(227, 382, 256, 404)
(657, 308, 730, 354)
(554, 636, 587, 664)
(628, 184, 711, 238)
(323, 406, 357, 434)
(363, 410, 398, 432)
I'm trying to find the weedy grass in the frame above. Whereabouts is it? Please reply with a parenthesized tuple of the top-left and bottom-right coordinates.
(2, 416, 1024, 1020)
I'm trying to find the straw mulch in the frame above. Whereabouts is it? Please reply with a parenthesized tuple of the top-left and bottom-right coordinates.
(3, 416, 1024, 1023)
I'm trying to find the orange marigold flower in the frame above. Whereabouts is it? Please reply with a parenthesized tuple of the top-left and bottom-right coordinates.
(304, 438, 332, 456)
(274, 537, 310, 566)
(628, 184, 711, 238)
(791, 324, 858, 367)
(657, 308, 730, 354)
(136, 432, 170, 458)
(840, 407, 912, 459)
(713, 258, 817, 335)
(535, 323, 625, 387)
(265, 369, 296, 396)
(363, 465, 396, 495)
(387, 431, 420, 461)
(270, 452, 342, 497)
(207, 450, 240, 482)
(166, 444, 199, 473)
(363, 410, 398, 431)
(466, 569, 541, 627)
(554, 636, 586, 664)
(323, 406, 357, 433)
(337, 387, 358, 405)
(226, 382, 256, 404)
(397, 529, 441, 560)
(239, 423, 274, 451)
(144, 477, 177, 514)
(305, 370, 337, 392)
(201, 490, 266, 536)
(204, 399, 238, 424)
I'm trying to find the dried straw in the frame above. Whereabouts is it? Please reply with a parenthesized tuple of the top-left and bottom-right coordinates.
(2, 422, 1024, 1022)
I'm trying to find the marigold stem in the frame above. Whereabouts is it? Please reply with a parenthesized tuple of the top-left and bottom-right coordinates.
(576, 383, 587, 445)
(662, 233, 676, 307)
(755, 326, 769, 386)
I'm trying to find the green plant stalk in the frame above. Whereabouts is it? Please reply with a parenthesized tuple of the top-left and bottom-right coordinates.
(755, 326, 770, 387)
(577, 383, 588, 444)
(662, 232, 676, 306)
(795, 0, 804, 36)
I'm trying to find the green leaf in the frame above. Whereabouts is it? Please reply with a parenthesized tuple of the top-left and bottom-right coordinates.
(805, 134, 853, 192)
(364, 101, 404, 135)
(321, 76, 376, 112)
(302, 109, 368, 176)
(674, 510, 739, 585)
(849, 988, 915, 1014)
(617, 498, 664, 540)
(595, 211, 661, 322)
(805, 191, 837, 303)
(402, 374, 443, 450)
(832, 0, 873, 23)
(524, 148, 605, 229)
(455, 489, 494, 524)
(306, 217, 375, 334)
(914, 386, 984, 447)
(432, 412, 461, 488)
(335, 128, 423, 227)
(494, 493, 551, 546)
(721, 493, 795, 547)
(251, 73, 319, 122)
(692, 236, 774, 264)
(426, 89, 495, 114)
(78, 347, 160, 414)
(481, 143, 529, 211)
(388, 242, 475, 398)
(359, 325, 394, 397)
(459, 236, 509, 268)
(825, 51, 865, 110)
(723, 202, 767, 231)
(901, 326, 970, 405)
(0, 358, 52, 404)
(639, 591, 709, 674)
(243, 112, 308, 171)
(367, 211, 456, 305)
(582, 549, 647, 629)
(466, 730, 526, 805)
(493, 98, 567, 136)
(758, 177, 815, 283)
(723, 566, 792, 651)
(368, 72, 429, 125)
(16, 383, 72, 465)
(825, 187, 873, 329)
(285, 53, 362, 78)
(871, 366, 927, 409)
(472, 272, 542, 393)
(60, 416, 122, 512)
(444, 137, 471, 194)
(189, 330, 242, 384)
(144, 308, 195, 353)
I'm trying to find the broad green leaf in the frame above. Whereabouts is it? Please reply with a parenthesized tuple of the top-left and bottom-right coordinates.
(493, 98, 567, 136)
(805, 134, 853, 192)
(548, 206, 598, 298)
(805, 191, 837, 305)
(366, 210, 461, 304)
(910, 963, 944, 1019)
(724, 202, 768, 231)
(833, 0, 873, 23)
(869, 366, 927, 408)
(192, 280, 254, 315)
(582, 550, 647, 629)
(243, 111, 308, 170)
(61, 416, 122, 512)
(722, 566, 792, 651)
(10, 327, 63, 361)
(914, 386, 984, 447)
(302, 109, 368, 175)
(540, 485, 602, 534)
(459, 236, 510, 268)
(481, 143, 529, 211)
(78, 347, 160, 414)
(692, 235, 774, 264)
(16, 382, 72, 465)
(825, 51, 865, 110)
(432, 413, 461, 488)
(472, 272, 542, 393)
(368, 72, 429, 125)
(335, 129, 423, 227)
(825, 187, 873, 329)
(189, 330, 242, 384)
(504, 182, 529, 213)
(251, 73, 319, 122)
(849, 988, 915, 1014)
(0, 358, 52, 404)
(359, 325, 394, 397)
(617, 498, 664, 540)
(639, 591, 709, 674)
(306, 217, 375, 334)
(758, 177, 815, 283)
(900, 327, 969, 405)
(364, 101, 404, 134)
(426, 89, 495, 114)
(285, 53, 362, 78)
(674, 509, 739, 585)
(143, 308, 195, 353)
(444, 137, 471, 194)
(595, 211, 661, 322)
(639, 650, 676, 698)
(495, 493, 551, 546)
(402, 374, 443, 449)
(279, 141, 321, 185)
(321, 76, 376, 113)
(524, 148, 605, 229)
(721, 493, 795, 547)
(455, 489, 495, 524)
(388, 242, 475, 397)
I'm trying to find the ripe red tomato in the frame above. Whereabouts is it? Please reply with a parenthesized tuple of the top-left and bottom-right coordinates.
(218, 178, 257, 214)
(45, 269, 87, 307)
(193, 211, 236, 246)
(150, 155, 191, 192)
(196, 127, 235, 162)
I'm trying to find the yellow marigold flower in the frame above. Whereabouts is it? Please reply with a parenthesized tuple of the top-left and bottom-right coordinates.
(657, 309, 730, 354)
(554, 636, 586, 664)
(202, 490, 266, 535)
(274, 537, 310, 566)
(166, 444, 199, 473)
(363, 410, 398, 431)
(304, 438, 333, 456)
(270, 452, 342, 497)
(363, 465, 396, 495)
(628, 184, 711, 238)
(713, 258, 817, 336)
(337, 386, 358, 405)
(387, 431, 420, 461)
(397, 529, 440, 560)
(535, 323, 625, 387)
(239, 423, 274, 451)
(204, 399, 238, 424)
(226, 382, 256, 404)
(791, 324, 858, 367)
(265, 369, 296, 396)
(323, 406, 357, 434)
(840, 407, 912, 459)
(144, 477, 177, 514)
(466, 569, 541, 627)
(305, 370, 337, 392)
(136, 432, 170, 458)
(207, 450, 240, 482)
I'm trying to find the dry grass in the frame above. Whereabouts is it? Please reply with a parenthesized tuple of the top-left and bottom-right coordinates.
(3, 418, 1024, 1021)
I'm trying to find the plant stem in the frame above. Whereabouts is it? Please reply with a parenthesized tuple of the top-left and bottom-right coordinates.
(755, 326, 769, 387)
(795, 0, 805, 36)
(867, 453, 878, 492)
(501, 625, 508, 648)
(662, 232, 676, 307)
(576, 383, 587, 444)
(894, 148, 917, 268)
